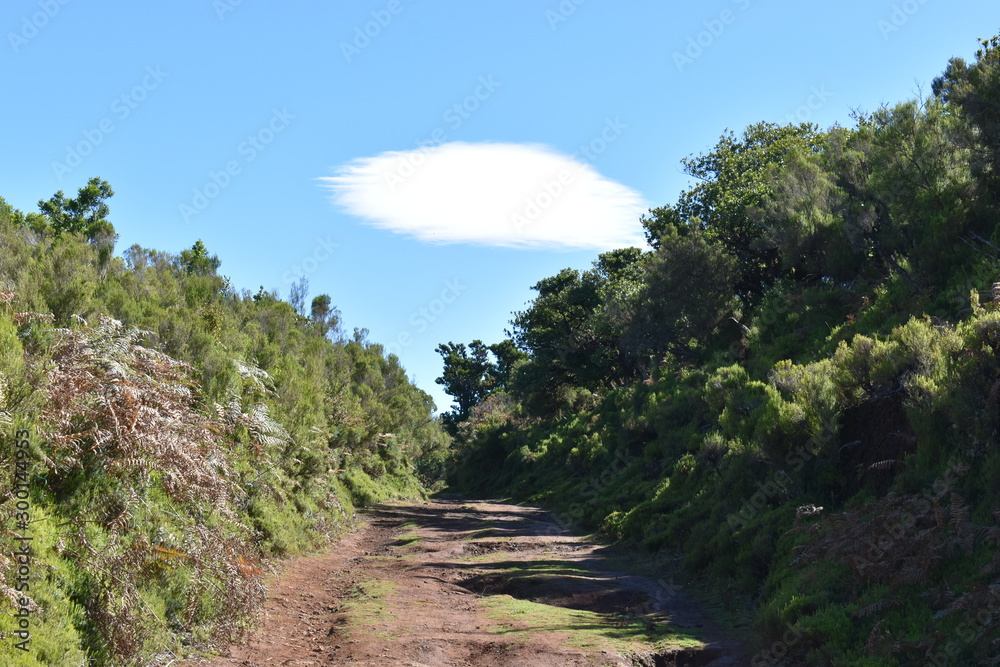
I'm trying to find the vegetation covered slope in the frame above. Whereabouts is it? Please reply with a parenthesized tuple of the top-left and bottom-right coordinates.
(0, 184, 450, 665)
(441, 33, 1000, 666)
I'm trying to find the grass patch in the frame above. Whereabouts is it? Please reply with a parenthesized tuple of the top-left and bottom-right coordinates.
(394, 522, 423, 549)
(457, 550, 518, 564)
(480, 594, 703, 653)
(463, 528, 509, 540)
(341, 578, 399, 637)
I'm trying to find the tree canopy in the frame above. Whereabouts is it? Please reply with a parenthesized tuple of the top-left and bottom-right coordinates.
(442, 32, 1000, 664)
(38, 176, 116, 242)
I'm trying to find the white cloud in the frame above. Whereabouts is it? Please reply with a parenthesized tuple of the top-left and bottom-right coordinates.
(319, 142, 649, 251)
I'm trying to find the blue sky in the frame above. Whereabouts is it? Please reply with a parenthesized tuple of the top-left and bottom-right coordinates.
(1, 1, 996, 413)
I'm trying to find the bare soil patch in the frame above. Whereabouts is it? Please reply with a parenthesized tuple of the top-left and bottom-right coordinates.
(181, 498, 743, 666)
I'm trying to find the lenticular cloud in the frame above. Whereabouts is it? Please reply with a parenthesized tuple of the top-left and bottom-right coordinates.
(320, 142, 648, 251)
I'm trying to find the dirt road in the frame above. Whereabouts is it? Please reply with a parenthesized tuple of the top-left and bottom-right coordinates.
(183, 499, 742, 666)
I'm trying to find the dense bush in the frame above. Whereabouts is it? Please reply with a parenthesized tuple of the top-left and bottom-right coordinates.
(445, 33, 1000, 665)
(0, 189, 449, 665)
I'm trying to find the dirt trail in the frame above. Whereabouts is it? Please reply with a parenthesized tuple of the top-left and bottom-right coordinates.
(183, 499, 743, 666)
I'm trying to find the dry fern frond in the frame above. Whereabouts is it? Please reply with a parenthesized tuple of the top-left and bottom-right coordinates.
(867, 459, 898, 472)
(863, 619, 894, 657)
(234, 554, 263, 577)
(951, 493, 970, 529)
(151, 545, 189, 562)
(982, 552, 1000, 578)
(36, 317, 266, 662)
(796, 504, 824, 519)
(214, 392, 289, 455)
(787, 491, 988, 599)
(12, 312, 54, 326)
(933, 501, 946, 530)
(235, 360, 275, 395)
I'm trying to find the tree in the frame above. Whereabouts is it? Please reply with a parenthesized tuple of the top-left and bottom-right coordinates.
(435, 341, 495, 429)
(510, 269, 601, 362)
(812, 102, 975, 290)
(755, 143, 860, 281)
(504, 249, 651, 414)
(508, 267, 613, 395)
(179, 239, 221, 276)
(0, 196, 24, 228)
(310, 294, 340, 336)
(39, 177, 116, 241)
(642, 123, 821, 305)
(933, 33, 1000, 190)
(509, 248, 645, 386)
(177, 239, 225, 307)
(39, 177, 118, 278)
(486, 339, 526, 391)
(434, 338, 526, 431)
(620, 226, 738, 364)
(311, 294, 332, 322)
(593, 247, 645, 281)
(289, 277, 308, 317)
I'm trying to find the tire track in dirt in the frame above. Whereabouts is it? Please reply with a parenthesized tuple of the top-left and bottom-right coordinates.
(182, 499, 743, 666)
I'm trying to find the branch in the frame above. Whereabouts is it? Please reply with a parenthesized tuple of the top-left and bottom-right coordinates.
(959, 235, 1000, 261)
(968, 230, 1000, 255)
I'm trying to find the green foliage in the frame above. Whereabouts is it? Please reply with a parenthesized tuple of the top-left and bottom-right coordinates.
(621, 227, 739, 365)
(436, 340, 506, 429)
(37, 177, 115, 242)
(448, 30, 1000, 666)
(0, 185, 450, 665)
(757, 144, 861, 280)
(37, 177, 118, 278)
(643, 122, 821, 303)
(0, 510, 89, 667)
(308, 293, 341, 335)
(178, 239, 220, 276)
(934, 32, 1000, 190)
(507, 248, 648, 408)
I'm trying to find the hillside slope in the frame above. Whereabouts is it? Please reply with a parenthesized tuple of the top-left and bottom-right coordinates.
(0, 190, 450, 665)
(444, 33, 1000, 666)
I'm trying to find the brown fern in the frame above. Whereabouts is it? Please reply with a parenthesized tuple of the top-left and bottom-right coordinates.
(933, 500, 946, 529)
(950, 493, 975, 554)
(863, 619, 894, 657)
(35, 318, 267, 661)
(867, 459, 898, 472)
